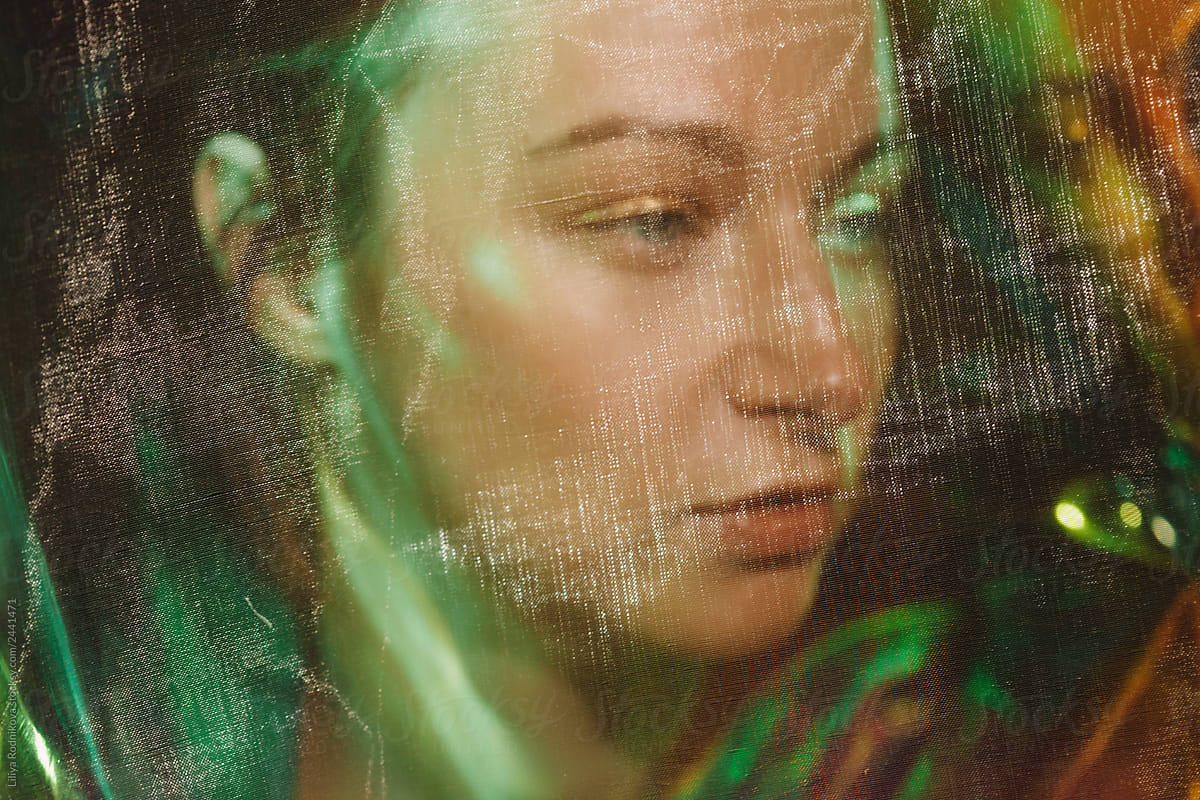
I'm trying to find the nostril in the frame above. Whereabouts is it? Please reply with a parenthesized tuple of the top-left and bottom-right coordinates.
(727, 393, 843, 452)
(719, 343, 873, 434)
(727, 390, 800, 419)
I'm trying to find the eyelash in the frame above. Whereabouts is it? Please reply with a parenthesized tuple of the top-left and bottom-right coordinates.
(564, 152, 905, 259)
(568, 195, 706, 248)
(817, 148, 911, 254)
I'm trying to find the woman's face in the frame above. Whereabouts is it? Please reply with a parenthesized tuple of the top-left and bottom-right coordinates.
(352, 0, 899, 658)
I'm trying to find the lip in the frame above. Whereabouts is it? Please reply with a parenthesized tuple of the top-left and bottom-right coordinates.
(689, 485, 841, 569)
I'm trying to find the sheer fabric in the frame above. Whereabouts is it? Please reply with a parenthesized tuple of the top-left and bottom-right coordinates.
(3, 0, 1200, 798)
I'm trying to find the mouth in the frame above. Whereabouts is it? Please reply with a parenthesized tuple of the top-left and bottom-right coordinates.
(689, 485, 842, 570)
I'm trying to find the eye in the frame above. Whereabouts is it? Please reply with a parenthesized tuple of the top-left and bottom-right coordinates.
(818, 191, 885, 252)
(815, 144, 910, 256)
(569, 195, 703, 247)
(616, 208, 698, 245)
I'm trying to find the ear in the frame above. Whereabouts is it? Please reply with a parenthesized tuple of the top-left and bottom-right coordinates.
(194, 132, 330, 364)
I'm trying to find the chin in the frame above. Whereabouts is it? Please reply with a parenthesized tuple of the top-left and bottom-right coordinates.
(636, 556, 826, 661)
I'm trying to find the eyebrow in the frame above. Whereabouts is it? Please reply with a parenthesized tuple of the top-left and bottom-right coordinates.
(808, 130, 908, 198)
(527, 115, 748, 167)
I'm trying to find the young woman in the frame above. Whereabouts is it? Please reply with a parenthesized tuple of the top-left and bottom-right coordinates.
(4, 0, 1200, 797)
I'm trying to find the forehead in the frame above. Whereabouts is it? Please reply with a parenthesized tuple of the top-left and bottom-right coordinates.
(403, 0, 881, 156)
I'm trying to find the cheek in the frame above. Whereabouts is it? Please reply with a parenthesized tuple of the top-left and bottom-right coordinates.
(371, 237, 663, 515)
(427, 229, 692, 411)
(833, 260, 900, 390)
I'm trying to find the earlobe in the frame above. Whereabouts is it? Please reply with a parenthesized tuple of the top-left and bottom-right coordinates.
(250, 273, 333, 364)
(194, 132, 331, 366)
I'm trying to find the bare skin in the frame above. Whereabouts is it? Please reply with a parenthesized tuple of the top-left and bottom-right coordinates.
(349, 0, 895, 658)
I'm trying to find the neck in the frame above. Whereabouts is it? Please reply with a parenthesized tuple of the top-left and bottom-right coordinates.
(311, 456, 777, 797)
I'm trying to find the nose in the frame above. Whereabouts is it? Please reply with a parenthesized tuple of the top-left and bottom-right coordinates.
(723, 338, 870, 429)
(719, 188, 875, 433)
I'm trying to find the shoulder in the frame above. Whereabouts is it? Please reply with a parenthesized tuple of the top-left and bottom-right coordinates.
(1037, 582, 1200, 800)
(935, 580, 1200, 800)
